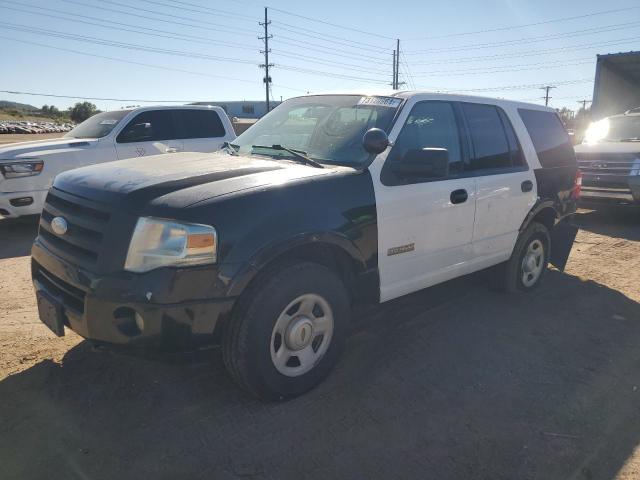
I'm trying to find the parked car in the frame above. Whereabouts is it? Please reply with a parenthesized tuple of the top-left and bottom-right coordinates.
(574, 108, 640, 206)
(0, 105, 235, 218)
(31, 92, 579, 400)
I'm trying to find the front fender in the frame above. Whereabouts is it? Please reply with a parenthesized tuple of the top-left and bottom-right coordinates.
(225, 232, 368, 298)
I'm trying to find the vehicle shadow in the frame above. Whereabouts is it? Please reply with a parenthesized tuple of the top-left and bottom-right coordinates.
(0, 216, 39, 259)
(1, 270, 639, 480)
(575, 207, 640, 241)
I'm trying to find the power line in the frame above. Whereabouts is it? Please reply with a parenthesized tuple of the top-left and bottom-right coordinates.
(406, 5, 640, 40)
(0, 35, 305, 93)
(60, 0, 256, 38)
(0, 89, 207, 103)
(271, 20, 390, 53)
(136, 0, 256, 22)
(411, 60, 594, 77)
(405, 20, 640, 54)
(411, 57, 592, 75)
(436, 78, 592, 94)
(271, 23, 390, 54)
(273, 37, 389, 64)
(410, 35, 640, 65)
(5, 2, 388, 72)
(276, 65, 389, 84)
(0, 22, 260, 65)
(98, 0, 257, 34)
(3, 2, 259, 52)
(267, 6, 395, 40)
(272, 50, 388, 75)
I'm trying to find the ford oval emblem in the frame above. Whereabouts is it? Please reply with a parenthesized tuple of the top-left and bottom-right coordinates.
(51, 217, 68, 235)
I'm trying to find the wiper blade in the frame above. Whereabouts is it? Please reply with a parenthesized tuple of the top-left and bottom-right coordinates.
(619, 137, 640, 142)
(222, 141, 240, 155)
(251, 144, 324, 168)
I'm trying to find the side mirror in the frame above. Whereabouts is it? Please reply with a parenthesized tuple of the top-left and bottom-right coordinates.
(362, 128, 390, 155)
(393, 147, 449, 179)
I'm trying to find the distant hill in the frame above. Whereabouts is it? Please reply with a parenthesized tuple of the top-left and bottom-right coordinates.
(0, 100, 39, 111)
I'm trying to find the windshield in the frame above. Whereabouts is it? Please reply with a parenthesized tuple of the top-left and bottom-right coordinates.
(64, 110, 130, 139)
(606, 116, 640, 141)
(232, 95, 402, 166)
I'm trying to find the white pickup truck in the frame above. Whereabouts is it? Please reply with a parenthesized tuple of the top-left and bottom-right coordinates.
(0, 105, 235, 218)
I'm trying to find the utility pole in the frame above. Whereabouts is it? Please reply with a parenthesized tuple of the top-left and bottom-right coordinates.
(540, 85, 556, 106)
(577, 99, 592, 111)
(259, 7, 273, 112)
(392, 50, 397, 89)
(395, 39, 400, 90)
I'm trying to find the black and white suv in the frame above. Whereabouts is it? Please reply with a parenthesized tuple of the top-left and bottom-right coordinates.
(31, 92, 579, 400)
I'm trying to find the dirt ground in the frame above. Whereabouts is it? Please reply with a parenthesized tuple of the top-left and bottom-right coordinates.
(1, 209, 639, 480)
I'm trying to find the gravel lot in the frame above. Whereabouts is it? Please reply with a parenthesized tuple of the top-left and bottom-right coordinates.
(1, 209, 639, 480)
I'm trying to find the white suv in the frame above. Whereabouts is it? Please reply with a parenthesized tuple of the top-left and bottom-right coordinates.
(0, 105, 235, 218)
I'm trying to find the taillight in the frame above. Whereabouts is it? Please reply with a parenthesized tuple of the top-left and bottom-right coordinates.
(572, 169, 582, 199)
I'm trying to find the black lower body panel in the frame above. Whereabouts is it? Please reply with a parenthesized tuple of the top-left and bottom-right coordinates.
(31, 240, 236, 349)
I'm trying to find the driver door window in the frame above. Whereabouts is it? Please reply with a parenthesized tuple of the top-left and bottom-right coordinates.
(382, 101, 464, 185)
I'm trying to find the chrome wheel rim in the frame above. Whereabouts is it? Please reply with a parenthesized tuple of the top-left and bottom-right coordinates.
(521, 239, 545, 287)
(270, 293, 334, 377)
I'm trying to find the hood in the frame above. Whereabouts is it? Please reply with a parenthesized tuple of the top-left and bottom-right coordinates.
(0, 137, 98, 160)
(574, 142, 640, 155)
(53, 151, 343, 208)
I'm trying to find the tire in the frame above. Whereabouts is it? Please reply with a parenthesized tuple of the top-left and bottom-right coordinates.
(491, 221, 551, 293)
(222, 261, 350, 401)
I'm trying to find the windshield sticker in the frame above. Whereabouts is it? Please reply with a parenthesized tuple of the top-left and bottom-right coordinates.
(99, 119, 118, 125)
(357, 96, 402, 108)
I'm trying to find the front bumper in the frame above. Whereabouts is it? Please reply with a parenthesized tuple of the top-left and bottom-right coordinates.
(579, 175, 640, 206)
(31, 240, 237, 348)
(0, 189, 48, 217)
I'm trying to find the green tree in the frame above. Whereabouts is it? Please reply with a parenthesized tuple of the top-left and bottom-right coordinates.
(69, 101, 98, 123)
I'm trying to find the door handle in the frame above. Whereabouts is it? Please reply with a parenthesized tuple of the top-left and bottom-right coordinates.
(450, 189, 468, 204)
(521, 180, 533, 192)
(166, 147, 178, 153)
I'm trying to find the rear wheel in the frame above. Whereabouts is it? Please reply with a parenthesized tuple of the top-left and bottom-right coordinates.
(492, 221, 550, 293)
(222, 262, 350, 400)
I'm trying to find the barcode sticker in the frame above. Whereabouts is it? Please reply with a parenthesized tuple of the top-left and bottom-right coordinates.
(357, 96, 402, 108)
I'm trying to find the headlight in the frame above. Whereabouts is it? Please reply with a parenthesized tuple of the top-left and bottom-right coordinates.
(584, 118, 609, 144)
(124, 217, 217, 273)
(0, 160, 44, 178)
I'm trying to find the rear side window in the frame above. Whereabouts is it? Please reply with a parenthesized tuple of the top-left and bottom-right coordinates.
(116, 110, 176, 143)
(518, 109, 575, 167)
(175, 109, 226, 139)
(461, 103, 515, 171)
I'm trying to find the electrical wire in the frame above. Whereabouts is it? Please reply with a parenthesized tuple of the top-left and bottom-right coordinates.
(0, 35, 305, 93)
(60, 0, 256, 38)
(406, 5, 640, 40)
(267, 6, 395, 40)
(410, 35, 640, 65)
(405, 20, 640, 54)
(3, 3, 259, 52)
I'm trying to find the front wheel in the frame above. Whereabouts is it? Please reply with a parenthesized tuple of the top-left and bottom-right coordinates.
(222, 262, 350, 401)
(492, 221, 550, 293)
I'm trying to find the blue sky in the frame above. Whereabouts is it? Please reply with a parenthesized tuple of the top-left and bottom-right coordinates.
(1, 0, 639, 112)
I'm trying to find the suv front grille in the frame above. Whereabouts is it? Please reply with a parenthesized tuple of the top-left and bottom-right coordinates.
(577, 152, 640, 187)
(39, 189, 111, 269)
